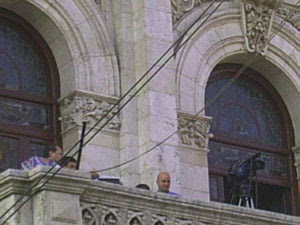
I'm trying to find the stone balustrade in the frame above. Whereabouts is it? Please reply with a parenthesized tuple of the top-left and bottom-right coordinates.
(0, 167, 300, 225)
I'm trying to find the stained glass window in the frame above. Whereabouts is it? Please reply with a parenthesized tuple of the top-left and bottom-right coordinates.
(206, 78, 282, 147)
(0, 9, 60, 171)
(206, 64, 295, 214)
(0, 23, 46, 96)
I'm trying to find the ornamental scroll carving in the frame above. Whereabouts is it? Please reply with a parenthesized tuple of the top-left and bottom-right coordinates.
(242, 2, 274, 55)
(277, 6, 300, 31)
(80, 203, 210, 224)
(178, 113, 213, 149)
(59, 94, 121, 132)
(171, 0, 227, 23)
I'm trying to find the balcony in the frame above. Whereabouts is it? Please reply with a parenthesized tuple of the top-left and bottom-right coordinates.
(0, 166, 299, 225)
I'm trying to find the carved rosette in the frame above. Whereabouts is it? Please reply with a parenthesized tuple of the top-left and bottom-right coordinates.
(178, 112, 213, 149)
(59, 92, 121, 133)
(242, 2, 274, 55)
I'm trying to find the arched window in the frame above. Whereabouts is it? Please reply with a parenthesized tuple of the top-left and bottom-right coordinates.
(0, 9, 60, 171)
(205, 64, 297, 215)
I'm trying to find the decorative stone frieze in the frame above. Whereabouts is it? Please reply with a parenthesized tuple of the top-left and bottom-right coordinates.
(171, 0, 228, 23)
(2, 168, 300, 225)
(241, 1, 275, 55)
(252, 0, 282, 10)
(59, 90, 121, 133)
(277, 6, 300, 31)
(178, 112, 213, 149)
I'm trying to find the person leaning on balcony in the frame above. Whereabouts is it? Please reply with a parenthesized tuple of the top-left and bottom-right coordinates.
(59, 156, 100, 179)
(59, 156, 77, 169)
(156, 171, 180, 196)
(21, 145, 63, 170)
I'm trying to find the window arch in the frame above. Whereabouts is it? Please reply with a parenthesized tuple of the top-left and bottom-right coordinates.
(0, 8, 60, 171)
(205, 63, 297, 215)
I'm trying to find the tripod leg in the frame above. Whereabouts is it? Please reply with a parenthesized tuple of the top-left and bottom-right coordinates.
(250, 198, 255, 209)
(246, 198, 250, 208)
(238, 198, 242, 206)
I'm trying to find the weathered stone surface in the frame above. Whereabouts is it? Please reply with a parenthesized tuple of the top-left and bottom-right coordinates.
(2, 169, 300, 224)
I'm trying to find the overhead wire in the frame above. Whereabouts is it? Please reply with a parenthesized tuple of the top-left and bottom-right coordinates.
(91, 1, 300, 173)
(0, 0, 222, 223)
(2, 1, 299, 223)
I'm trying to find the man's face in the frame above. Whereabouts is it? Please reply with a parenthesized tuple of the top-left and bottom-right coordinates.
(156, 173, 170, 193)
(65, 162, 77, 170)
(49, 146, 63, 162)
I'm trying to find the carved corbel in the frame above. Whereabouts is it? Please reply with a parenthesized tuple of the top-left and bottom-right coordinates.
(59, 91, 121, 133)
(241, 1, 277, 55)
(178, 112, 213, 150)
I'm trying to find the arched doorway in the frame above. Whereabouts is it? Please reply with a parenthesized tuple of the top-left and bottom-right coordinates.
(206, 63, 297, 215)
(0, 8, 60, 171)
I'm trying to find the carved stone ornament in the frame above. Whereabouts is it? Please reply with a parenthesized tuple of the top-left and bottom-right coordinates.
(59, 93, 121, 132)
(172, 0, 230, 23)
(82, 206, 97, 225)
(277, 6, 300, 31)
(178, 113, 213, 149)
(242, 1, 274, 55)
(252, 0, 282, 10)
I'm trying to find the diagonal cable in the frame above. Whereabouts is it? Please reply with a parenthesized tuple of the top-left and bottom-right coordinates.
(91, 1, 300, 173)
(0, 1, 222, 223)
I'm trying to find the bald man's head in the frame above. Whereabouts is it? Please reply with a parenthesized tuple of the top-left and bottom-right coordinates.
(156, 172, 170, 193)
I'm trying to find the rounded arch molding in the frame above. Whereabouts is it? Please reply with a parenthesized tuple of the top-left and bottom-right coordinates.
(174, 3, 300, 146)
(0, 0, 120, 98)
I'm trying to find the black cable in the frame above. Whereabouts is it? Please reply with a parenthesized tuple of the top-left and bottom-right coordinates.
(0, 1, 221, 223)
(92, 1, 300, 173)
(2, 1, 298, 223)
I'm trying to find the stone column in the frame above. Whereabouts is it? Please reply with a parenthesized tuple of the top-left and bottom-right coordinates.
(112, 0, 141, 186)
(131, 0, 180, 191)
(177, 112, 213, 201)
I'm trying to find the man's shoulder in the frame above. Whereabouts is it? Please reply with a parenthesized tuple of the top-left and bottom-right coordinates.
(168, 191, 180, 197)
(21, 157, 56, 170)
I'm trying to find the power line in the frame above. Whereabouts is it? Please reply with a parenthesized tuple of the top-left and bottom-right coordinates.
(0, 1, 222, 223)
(91, 1, 300, 173)
(3, 1, 299, 223)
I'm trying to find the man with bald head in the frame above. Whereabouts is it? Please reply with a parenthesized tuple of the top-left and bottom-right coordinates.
(156, 171, 180, 196)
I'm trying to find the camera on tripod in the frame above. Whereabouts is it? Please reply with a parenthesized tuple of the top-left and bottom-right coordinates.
(228, 153, 265, 208)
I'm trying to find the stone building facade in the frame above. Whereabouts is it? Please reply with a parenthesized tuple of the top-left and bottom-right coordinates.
(0, 0, 300, 224)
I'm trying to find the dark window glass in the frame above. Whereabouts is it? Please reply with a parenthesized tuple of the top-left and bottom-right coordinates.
(0, 97, 50, 130)
(29, 142, 49, 158)
(0, 9, 60, 171)
(0, 135, 20, 170)
(206, 64, 296, 215)
(0, 23, 46, 96)
(206, 78, 282, 147)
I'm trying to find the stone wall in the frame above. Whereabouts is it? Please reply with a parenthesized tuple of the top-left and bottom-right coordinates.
(0, 0, 299, 208)
(1, 167, 300, 225)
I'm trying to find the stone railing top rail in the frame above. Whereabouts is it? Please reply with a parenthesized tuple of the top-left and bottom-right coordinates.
(1, 167, 300, 225)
